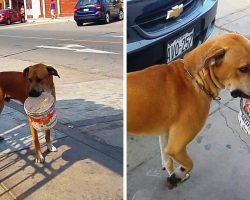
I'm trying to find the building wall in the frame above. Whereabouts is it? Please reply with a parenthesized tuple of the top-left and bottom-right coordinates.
(44, 0, 58, 17)
(60, 0, 77, 16)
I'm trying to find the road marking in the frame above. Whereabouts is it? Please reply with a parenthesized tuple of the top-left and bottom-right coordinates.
(36, 44, 119, 54)
(111, 35, 123, 38)
(0, 34, 122, 44)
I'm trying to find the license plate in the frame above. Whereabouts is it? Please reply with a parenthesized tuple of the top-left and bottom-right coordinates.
(83, 8, 89, 12)
(167, 29, 194, 62)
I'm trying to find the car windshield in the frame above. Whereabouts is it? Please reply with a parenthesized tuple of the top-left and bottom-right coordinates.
(77, 0, 99, 6)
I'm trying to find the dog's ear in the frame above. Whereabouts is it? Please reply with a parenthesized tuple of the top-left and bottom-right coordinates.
(47, 66, 60, 78)
(23, 67, 29, 77)
(204, 48, 226, 68)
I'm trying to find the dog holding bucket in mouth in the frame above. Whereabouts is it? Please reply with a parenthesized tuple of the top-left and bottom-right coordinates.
(127, 33, 250, 189)
(0, 63, 60, 163)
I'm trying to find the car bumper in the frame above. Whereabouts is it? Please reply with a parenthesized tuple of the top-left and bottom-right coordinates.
(127, 0, 218, 72)
(0, 18, 7, 23)
(74, 12, 104, 22)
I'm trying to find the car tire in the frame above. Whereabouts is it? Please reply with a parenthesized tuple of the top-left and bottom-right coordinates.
(21, 17, 25, 23)
(6, 19, 11, 25)
(105, 12, 110, 24)
(76, 21, 83, 26)
(118, 10, 123, 20)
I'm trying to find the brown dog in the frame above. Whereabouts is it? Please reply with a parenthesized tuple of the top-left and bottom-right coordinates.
(127, 33, 250, 189)
(0, 63, 60, 163)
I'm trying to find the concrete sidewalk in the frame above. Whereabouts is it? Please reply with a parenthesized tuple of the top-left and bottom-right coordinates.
(127, 2, 250, 200)
(26, 17, 74, 24)
(0, 58, 123, 199)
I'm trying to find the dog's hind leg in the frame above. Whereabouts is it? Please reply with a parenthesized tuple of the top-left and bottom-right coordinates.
(159, 135, 174, 175)
(45, 130, 57, 152)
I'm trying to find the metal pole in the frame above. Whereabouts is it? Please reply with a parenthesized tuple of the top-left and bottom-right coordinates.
(24, 0, 27, 20)
(57, 0, 60, 17)
(42, 0, 45, 18)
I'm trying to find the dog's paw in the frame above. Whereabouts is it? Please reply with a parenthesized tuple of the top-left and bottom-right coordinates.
(166, 172, 190, 189)
(47, 143, 57, 152)
(35, 154, 45, 163)
(166, 174, 181, 189)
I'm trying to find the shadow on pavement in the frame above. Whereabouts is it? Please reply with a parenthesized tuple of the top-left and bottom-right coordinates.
(0, 98, 123, 199)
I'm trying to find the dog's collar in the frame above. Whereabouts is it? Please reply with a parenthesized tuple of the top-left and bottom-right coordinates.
(183, 62, 221, 102)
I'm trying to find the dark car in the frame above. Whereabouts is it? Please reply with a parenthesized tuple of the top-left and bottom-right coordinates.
(127, 0, 218, 72)
(0, 9, 25, 25)
(74, 0, 123, 26)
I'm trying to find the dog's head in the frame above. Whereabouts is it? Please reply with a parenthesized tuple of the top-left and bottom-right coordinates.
(184, 33, 250, 99)
(23, 64, 60, 97)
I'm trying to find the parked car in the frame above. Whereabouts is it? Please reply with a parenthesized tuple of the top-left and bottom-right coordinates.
(74, 0, 123, 26)
(127, 0, 218, 72)
(0, 9, 25, 25)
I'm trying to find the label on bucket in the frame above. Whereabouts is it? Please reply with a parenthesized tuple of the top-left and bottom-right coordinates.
(24, 92, 57, 131)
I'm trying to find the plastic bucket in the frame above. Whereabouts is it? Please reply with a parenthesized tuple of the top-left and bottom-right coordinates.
(24, 92, 57, 131)
(238, 98, 250, 135)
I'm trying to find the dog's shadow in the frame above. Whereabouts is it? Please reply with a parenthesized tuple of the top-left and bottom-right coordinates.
(0, 98, 123, 199)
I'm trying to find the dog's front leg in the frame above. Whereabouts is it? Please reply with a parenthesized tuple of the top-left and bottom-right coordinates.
(45, 130, 57, 152)
(165, 130, 195, 189)
(28, 118, 44, 163)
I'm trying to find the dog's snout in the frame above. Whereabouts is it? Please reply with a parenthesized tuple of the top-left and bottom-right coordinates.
(29, 89, 42, 97)
(231, 90, 250, 99)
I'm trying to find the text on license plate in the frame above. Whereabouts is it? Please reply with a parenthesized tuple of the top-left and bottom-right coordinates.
(167, 29, 194, 62)
(84, 8, 89, 12)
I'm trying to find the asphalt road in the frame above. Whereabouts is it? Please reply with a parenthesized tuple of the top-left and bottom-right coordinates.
(0, 20, 123, 78)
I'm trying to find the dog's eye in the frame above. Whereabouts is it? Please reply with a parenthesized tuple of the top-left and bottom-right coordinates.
(28, 78, 32, 83)
(239, 66, 250, 73)
(37, 78, 42, 82)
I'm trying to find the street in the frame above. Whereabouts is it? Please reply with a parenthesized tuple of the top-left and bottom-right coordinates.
(0, 19, 123, 200)
(128, 0, 250, 200)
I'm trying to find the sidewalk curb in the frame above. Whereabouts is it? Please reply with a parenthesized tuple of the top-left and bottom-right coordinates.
(27, 17, 74, 24)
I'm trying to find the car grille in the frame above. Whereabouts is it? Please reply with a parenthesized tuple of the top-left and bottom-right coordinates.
(135, 0, 196, 33)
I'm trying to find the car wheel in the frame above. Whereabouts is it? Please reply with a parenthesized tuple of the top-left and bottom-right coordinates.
(21, 17, 25, 23)
(118, 10, 123, 20)
(105, 12, 110, 24)
(6, 19, 11, 25)
(76, 21, 83, 26)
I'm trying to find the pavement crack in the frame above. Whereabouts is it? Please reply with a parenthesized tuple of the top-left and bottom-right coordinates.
(219, 108, 250, 154)
(214, 24, 234, 33)
(3, 48, 39, 58)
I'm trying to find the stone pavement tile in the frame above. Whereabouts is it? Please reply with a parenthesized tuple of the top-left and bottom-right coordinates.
(221, 15, 250, 38)
(209, 89, 233, 115)
(128, 106, 250, 200)
(86, 127, 123, 148)
(216, 11, 250, 27)
(0, 137, 123, 200)
(78, 120, 123, 148)
(78, 120, 123, 133)
(210, 27, 228, 38)
(216, 0, 250, 19)
(225, 97, 241, 112)
(55, 79, 123, 110)
(127, 136, 159, 172)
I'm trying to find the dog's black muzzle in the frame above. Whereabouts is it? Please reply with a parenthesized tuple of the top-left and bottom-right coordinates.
(231, 90, 250, 99)
(29, 89, 42, 97)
